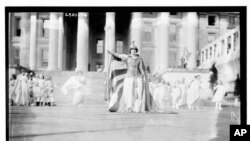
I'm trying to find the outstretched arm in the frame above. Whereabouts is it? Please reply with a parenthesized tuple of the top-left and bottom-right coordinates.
(107, 50, 128, 61)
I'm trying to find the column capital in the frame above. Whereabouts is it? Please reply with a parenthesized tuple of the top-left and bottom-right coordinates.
(187, 12, 198, 27)
(30, 12, 37, 16)
(58, 12, 64, 17)
(158, 12, 170, 25)
(106, 12, 115, 16)
(78, 12, 89, 18)
(132, 12, 142, 18)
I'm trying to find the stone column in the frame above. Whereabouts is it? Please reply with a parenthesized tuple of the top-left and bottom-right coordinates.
(184, 12, 198, 69)
(224, 37, 228, 55)
(76, 12, 89, 72)
(104, 12, 115, 72)
(158, 12, 170, 70)
(20, 12, 30, 68)
(37, 18, 43, 38)
(218, 41, 222, 58)
(29, 12, 37, 70)
(48, 13, 59, 70)
(212, 46, 215, 60)
(131, 12, 142, 54)
(200, 51, 204, 64)
(9, 13, 14, 65)
(58, 13, 64, 70)
(231, 34, 234, 53)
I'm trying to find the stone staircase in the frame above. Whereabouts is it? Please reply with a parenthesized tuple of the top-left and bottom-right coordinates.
(161, 69, 213, 99)
(35, 71, 107, 106)
(199, 26, 240, 93)
(33, 70, 231, 108)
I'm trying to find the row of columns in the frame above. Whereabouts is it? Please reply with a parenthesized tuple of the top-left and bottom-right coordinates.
(156, 12, 198, 71)
(19, 12, 198, 72)
(21, 12, 142, 72)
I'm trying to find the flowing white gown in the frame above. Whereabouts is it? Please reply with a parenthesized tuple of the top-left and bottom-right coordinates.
(32, 78, 40, 99)
(186, 80, 201, 107)
(9, 79, 16, 103)
(212, 85, 225, 103)
(154, 83, 168, 110)
(13, 74, 30, 106)
(171, 85, 182, 109)
(61, 76, 91, 106)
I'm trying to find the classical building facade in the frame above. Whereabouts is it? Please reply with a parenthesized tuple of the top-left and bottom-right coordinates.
(8, 12, 240, 73)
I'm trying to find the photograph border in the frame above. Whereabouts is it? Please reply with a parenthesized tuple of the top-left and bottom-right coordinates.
(5, 6, 247, 140)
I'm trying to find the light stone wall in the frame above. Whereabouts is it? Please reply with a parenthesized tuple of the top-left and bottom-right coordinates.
(9, 12, 240, 72)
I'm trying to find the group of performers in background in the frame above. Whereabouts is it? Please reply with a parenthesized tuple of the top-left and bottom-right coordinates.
(8, 42, 226, 112)
(106, 42, 226, 113)
(9, 70, 55, 107)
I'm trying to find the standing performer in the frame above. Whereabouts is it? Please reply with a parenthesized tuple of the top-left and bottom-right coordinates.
(107, 42, 152, 113)
(38, 74, 46, 106)
(212, 80, 225, 110)
(61, 70, 91, 107)
(187, 75, 202, 110)
(9, 74, 17, 106)
(27, 73, 35, 105)
(11, 71, 30, 106)
(179, 78, 187, 108)
(32, 74, 40, 106)
(171, 80, 182, 109)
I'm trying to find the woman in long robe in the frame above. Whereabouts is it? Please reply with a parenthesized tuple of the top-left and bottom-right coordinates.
(9, 74, 16, 106)
(38, 74, 47, 106)
(11, 72, 30, 106)
(212, 80, 225, 110)
(32, 75, 39, 105)
(186, 75, 202, 110)
(108, 42, 151, 113)
(171, 80, 182, 109)
(179, 78, 187, 108)
(61, 71, 91, 107)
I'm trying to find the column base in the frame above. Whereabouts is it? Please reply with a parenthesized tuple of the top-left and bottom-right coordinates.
(75, 67, 88, 72)
(47, 67, 58, 71)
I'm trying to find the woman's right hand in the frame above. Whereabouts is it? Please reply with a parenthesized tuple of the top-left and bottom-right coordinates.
(107, 50, 112, 55)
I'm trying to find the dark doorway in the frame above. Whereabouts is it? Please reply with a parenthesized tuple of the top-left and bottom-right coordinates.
(115, 13, 131, 54)
(89, 13, 106, 71)
(64, 13, 78, 70)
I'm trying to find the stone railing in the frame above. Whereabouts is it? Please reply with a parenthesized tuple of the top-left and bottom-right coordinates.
(199, 26, 240, 69)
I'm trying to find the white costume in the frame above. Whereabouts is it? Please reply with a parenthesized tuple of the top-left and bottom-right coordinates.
(212, 85, 225, 103)
(154, 83, 168, 110)
(12, 74, 30, 106)
(61, 76, 91, 106)
(38, 78, 46, 102)
(179, 82, 187, 106)
(9, 79, 16, 104)
(32, 77, 39, 100)
(171, 84, 182, 109)
(186, 79, 201, 108)
(45, 80, 55, 103)
(164, 85, 172, 108)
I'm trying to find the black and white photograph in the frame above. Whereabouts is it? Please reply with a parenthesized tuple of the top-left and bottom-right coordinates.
(5, 6, 246, 141)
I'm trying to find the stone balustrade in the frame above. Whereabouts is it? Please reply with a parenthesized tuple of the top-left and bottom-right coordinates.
(200, 26, 240, 69)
